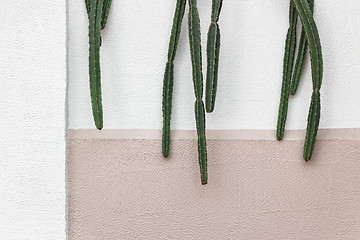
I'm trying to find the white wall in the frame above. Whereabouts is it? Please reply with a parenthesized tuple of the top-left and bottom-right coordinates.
(0, 1, 67, 239)
(69, 0, 360, 130)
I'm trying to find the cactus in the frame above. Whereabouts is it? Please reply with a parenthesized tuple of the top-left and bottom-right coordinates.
(86, 0, 112, 130)
(290, 0, 314, 95)
(195, 99, 207, 184)
(276, 1, 298, 140)
(162, 0, 187, 157)
(85, 0, 91, 16)
(205, 0, 223, 113)
(293, 0, 323, 161)
(101, 0, 112, 29)
(304, 92, 321, 161)
(188, 0, 208, 184)
(161, 0, 208, 184)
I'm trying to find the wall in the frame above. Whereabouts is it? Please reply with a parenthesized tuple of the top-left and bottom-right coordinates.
(68, 0, 360, 130)
(0, 1, 67, 239)
(67, 0, 360, 239)
(68, 129, 360, 240)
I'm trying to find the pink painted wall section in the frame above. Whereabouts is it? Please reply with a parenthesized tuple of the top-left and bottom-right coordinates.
(68, 129, 360, 239)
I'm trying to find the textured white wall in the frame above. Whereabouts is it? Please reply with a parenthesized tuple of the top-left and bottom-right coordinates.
(69, 0, 360, 130)
(0, 1, 67, 239)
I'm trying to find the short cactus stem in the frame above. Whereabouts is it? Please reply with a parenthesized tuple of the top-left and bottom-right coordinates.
(195, 99, 208, 185)
(101, 0, 112, 29)
(162, 62, 174, 157)
(205, 0, 223, 113)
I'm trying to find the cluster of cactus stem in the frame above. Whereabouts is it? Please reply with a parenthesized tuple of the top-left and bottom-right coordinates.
(277, 0, 323, 161)
(86, 0, 112, 130)
(162, 0, 223, 185)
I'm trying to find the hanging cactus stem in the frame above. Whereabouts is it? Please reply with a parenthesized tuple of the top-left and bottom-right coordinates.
(195, 99, 208, 184)
(189, 0, 208, 184)
(85, 0, 91, 17)
(290, 0, 314, 95)
(205, 0, 223, 113)
(88, 0, 104, 130)
(101, 0, 112, 29)
(304, 92, 320, 161)
(293, 0, 323, 161)
(162, 0, 187, 158)
(276, 1, 298, 140)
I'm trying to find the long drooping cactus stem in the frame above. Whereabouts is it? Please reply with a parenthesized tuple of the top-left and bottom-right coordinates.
(162, 0, 187, 158)
(290, 0, 314, 95)
(276, 1, 298, 140)
(188, 0, 208, 184)
(205, 0, 223, 113)
(88, 0, 104, 130)
(293, 0, 323, 161)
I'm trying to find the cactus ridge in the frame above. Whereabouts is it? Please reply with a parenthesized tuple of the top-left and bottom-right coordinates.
(189, 0, 208, 184)
(276, 2, 298, 140)
(161, 0, 187, 157)
(294, 0, 323, 161)
(206, 0, 223, 113)
(88, 0, 104, 130)
(290, 0, 314, 95)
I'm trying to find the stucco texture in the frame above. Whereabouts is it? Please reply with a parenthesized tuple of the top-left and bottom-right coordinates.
(68, 129, 360, 239)
(0, 0, 67, 239)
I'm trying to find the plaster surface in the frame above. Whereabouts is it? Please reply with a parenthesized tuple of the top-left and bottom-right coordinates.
(68, 129, 360, 240)
(68, 0, 360, 130)
(0, 1, 67, 239)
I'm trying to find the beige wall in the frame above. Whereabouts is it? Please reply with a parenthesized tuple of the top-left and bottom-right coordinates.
(68, 129, 360, 239)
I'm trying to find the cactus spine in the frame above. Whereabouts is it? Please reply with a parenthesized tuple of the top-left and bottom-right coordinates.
(290, 0, 314, 95)
(293, 0, 323, 161)
(162, 0, 187, 158)
(188, 0, 208, 184)
(86, 0, 112, 130)
(277, 1, 298, 140)
(205, 0, 223, 113)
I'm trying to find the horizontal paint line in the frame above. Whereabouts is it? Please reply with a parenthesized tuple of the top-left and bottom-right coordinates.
(67, 128, 360, 141)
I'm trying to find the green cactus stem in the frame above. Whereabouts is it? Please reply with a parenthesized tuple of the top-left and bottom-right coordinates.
(290, 0, 314, 95)
(88, 0, 104, 130)
(293, 0, 323, 161)
(304, 91, 320, 161)
(101, 0, 112, 29)
(189, 0, 208, 184)
(205, 0, 223, 113)
(276, 1, 298, 140)
(162, 0, 187, 158)
(85, 0, 91, 16)
(195, 99, 207, 184)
